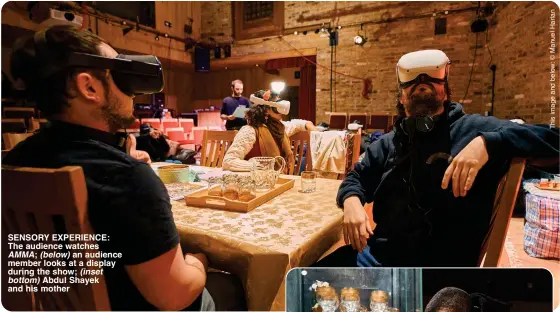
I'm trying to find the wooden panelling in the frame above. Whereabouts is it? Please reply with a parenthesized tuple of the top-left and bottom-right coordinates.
(155, 1, 201, 40)
(211, 48, 316, 70)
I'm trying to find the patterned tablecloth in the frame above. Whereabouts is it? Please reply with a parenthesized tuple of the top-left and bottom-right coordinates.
(171, 176, 343, 311)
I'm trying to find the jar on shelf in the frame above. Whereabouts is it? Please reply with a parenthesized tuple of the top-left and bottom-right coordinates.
(238, 176, 256, 202)
(340, 287, 360, 312)
(207, 177, 223, 197)
(370, 290, 389, 312)
(222, 174, 239, 200)
(316, 286, 339, 312)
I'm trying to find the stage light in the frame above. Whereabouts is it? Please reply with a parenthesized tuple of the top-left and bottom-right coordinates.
(354, 35, 365, 45)
(164, 33, 169, 38)
(337, 25, 342, 29)
(271, 82, 286, 94)
(303, 31, 308, 35)
(294, 31, 298, 35)
(155, 35, 160, 41)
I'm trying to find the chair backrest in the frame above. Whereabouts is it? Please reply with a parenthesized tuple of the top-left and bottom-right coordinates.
(328, 113, 348, 130)
(161, 119, 180, 130)
(348, 113, 367, 129)
(3, 107, 36, 119)
(140, 118, 162, 129)
(192, 127, 206, 146)
(200, 130, 237, 167)
(129, 119, 141, 129)
(479, 158, 527, 267)
(165, 127, 186, 141)
(368, 113, 391, 133)
(179, 118, 194, 133)
(1, 166, 111, 310)
(2, 133, 34, 150)
(2, 119, 27, 134)
(338, 128, 362, 180)
(289, 131, 312, 175)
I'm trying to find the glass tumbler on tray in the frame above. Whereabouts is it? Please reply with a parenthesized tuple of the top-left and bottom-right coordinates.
(301, 171, 317, 193)
(207, 177, 223, 197)
(238, 176, 256, 202)
(222, 174, 239, 200)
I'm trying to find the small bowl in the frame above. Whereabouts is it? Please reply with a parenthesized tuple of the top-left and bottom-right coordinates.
(158, 165, 190, 183)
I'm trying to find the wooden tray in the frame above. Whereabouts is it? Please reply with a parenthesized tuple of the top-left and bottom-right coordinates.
(185, 178, 295, 213)
(535, 183, 560, 191)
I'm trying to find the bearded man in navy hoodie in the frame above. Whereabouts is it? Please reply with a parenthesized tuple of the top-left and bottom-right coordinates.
(317, 50, 559, 267)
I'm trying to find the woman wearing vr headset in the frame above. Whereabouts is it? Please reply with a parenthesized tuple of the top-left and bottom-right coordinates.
(222, 83, 316, 172)
(317, 49, 559, 268)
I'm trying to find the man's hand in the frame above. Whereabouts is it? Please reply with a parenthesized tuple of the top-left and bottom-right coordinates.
(442, 136, 489, 197)
(150, 129, 164, 139)
(185, 253, 208, 273)
(343, 196, 373, 253)
(227, 115, 236, 120)
(132, 150, 152, 164)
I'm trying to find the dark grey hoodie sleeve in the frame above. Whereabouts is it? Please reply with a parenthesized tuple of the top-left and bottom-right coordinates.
(476, 118, 559, 160)
(336, 134, 391, 208)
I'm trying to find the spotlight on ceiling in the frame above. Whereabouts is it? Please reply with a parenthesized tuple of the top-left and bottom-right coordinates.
(354, 35, 366, 46)
(315, 29, 320, 34)
(294, 31, 298, 35)
(155, 35, 160, 41)
(303, 31, 308, 35)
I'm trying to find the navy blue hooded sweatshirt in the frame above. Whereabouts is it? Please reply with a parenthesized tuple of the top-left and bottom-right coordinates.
(337, 102, 559, 267)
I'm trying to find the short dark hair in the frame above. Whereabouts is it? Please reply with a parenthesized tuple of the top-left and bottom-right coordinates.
(11, 25, 110, 117)
(231, 79, 243, 88)
(425, 287, 471, 312)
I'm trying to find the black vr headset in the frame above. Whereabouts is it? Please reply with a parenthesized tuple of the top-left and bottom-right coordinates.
(33, 31, 164, 96)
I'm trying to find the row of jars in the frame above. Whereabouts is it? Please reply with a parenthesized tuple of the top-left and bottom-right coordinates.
(207, 174, 257, 202)
(314, 286, 398, 312)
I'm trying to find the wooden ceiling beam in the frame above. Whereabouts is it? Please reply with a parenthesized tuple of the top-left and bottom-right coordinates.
(210, 48, 316, 71)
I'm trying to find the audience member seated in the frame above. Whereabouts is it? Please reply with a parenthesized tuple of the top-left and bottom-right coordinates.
(222, 89, 316, 172)
(135, 123, 196, 164)
(4, 25, 245, 311)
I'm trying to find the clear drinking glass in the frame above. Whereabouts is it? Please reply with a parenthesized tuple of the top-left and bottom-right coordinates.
(222, 174, 239, 200)
(207, 177, 223, 197)
(238, 176, 256, 202)
(301, 171, 317, 193)
(316, 286, 339, 312)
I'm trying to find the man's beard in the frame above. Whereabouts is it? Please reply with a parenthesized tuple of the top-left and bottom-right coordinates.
(101, 91, 136, 133)
(404, 84, 445, 117)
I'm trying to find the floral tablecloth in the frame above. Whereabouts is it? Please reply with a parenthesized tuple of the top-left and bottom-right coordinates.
(171, 176, 343, 311)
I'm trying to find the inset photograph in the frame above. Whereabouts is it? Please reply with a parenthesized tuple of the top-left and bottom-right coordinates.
(287, 268, 553, 312)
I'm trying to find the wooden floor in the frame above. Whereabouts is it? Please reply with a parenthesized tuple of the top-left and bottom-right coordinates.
(502, 217, 560, 308)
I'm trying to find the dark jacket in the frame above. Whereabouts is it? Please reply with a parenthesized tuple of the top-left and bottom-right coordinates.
(337, 102, 559, 266)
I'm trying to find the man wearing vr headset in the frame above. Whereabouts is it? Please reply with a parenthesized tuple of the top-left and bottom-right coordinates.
(317, 50, 559, 267)
(4, 26, 247, 311)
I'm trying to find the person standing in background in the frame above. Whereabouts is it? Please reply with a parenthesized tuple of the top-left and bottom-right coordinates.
(221, 79, 250, 130)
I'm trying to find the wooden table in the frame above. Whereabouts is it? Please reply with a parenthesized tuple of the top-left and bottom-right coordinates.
(171, 176, 343, 311)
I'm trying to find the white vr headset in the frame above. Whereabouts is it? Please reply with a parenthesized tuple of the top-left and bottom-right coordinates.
(396, 50, 450, 88)
(250, 94, 291, 115)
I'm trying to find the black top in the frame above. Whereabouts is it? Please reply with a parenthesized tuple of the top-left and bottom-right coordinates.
(337, 102, 560, 267)
(220, 96, 250, 130)
(3, 121, 191, 311)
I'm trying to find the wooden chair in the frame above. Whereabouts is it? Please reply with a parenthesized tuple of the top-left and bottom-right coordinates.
(3, 107, 36, 119)
(140, 118, 162, 129)
(2, 133, 34, 150)
(161, 118, 180, 131)
(367, 113, 391, 133)
(1, 118, 27, 133)
(289, 131, 312, 175)
(479, 158, 527, 267)
(200, 130, 237, 167)
(1, 166, 110, 310)
(326, 112, 348, 130)
(348, 113, 367, 128)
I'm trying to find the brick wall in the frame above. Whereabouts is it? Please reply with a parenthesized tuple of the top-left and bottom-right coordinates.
(201, 1, 557, 125)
